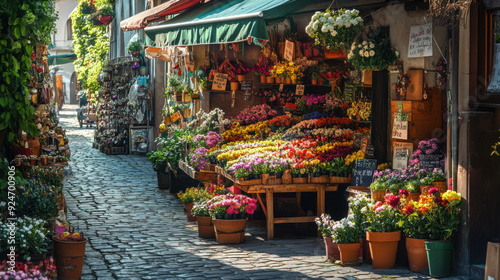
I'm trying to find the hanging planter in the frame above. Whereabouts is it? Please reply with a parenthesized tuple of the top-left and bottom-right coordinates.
(81, 2, 95, 14)
(99, 15, 113, 25)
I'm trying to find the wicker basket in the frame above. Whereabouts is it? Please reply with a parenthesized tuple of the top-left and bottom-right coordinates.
(310, 175, 330, 183)
(281, 170, 292, 184)
(237, 178, 262, 186)
(330, 175, 352, 184)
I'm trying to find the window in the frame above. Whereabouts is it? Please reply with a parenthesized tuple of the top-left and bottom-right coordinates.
(66, 19, 73, 40)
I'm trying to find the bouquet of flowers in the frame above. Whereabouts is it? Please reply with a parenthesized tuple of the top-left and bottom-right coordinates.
(306, 9, 364, 51)
(232, 104, 278, 126)
(331, 215, 364, 244)
(235, 60, 250, 75)
(252, 65, 272, 76)
(348, 38, 399, 71)
(253, 89, 295, 105)
(365, 193, 402, 232)
(315, 213, 334, 237)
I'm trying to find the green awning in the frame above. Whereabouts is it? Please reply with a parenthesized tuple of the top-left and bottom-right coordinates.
(145, 0, 310, 46)
(48, 52, 77, 65)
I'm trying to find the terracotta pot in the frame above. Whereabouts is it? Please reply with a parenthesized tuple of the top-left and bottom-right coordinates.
(324, 237, 340, 261)
(266, 76, 274, 83)
(230, 81, 239, 91)
(318, 79, 323, 85)
(366, 231, 401, 269)
(337, 243, 361, 263)
(285, 78, 292, 84)
(361, 237, 372, 264)
(213, 218, 247, 244)
(275, 77, 282, 84)
(237, 75, 245, 82)
(311, 79, 317, 85)
(52, 237, 87, 280)
(408, 193, 420, 202)
(260, 75, 266, 83)
(420, 185, 433, 195)
(184, 203, 197, 222)
(371, 190, 386, 202)
(406, 237, 428, 272)
(197, 216, 215, 238)
(432, 182, 447, 193)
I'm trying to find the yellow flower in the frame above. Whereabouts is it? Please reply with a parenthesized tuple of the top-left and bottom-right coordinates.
(442, 190, 461, 202)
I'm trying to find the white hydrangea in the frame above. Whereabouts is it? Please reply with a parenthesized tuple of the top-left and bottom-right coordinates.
(330, 30, 338, 36)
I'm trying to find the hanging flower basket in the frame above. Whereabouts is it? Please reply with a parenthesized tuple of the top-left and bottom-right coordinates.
(99, 15, 113, 25)
(81, 3, 95, 15)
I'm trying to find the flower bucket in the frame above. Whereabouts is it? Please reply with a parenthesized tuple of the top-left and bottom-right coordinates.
(324, 237, 340, 261)
(230, 81, 239, 91)
(213, 219, 247, 244)
(275, 77, 282, 84)
(184, 203, 197, 222)
(338, 243, 361, 263)
(237, 75, 245, 82)
(197, 216, 215, 238)
(260, 75, 266, 83)
(324, 48, 347, 59)
(157, 170, 169, 190)
(311, 79, 317, 85)
(371, 190, 386, 202)
(285, 78, 292, 84)
(266, 76, 274, 83)
(425, 240, 453, 277)
(52, 237, 87, 280)
(432, 182, 447, 193)
(406, 237, 428, 272)
(367, 231, 401, 269)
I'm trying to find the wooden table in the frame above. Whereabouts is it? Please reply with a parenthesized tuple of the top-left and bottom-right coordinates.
(214, 166, 338, 239)
(178, 160, 217, 181)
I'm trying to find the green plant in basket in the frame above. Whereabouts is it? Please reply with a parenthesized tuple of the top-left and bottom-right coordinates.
(147, 150, 167, 172)
(306, 9, 364, 51)
(387, 181, 404, 195)
(370, 179, 389, 191)
(348, 37, 399, 71)
(405, 179, 421, 193)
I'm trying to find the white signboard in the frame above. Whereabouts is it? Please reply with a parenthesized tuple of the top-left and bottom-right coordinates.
(408, 23, 433, 58)
(392, 120, 408, 140)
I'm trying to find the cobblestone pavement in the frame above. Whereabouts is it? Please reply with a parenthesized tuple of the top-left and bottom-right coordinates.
(59, 104, 464, 280)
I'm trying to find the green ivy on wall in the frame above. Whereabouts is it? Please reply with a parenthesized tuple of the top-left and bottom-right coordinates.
(71, 0, 112, 95)
(0, 1, 58, 142)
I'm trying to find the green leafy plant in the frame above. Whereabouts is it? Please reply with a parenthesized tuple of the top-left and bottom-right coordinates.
(16, 180, 58, 221)
(348, 37, 399, 71)
(146, 150, 167, 172)
(98, 4, 114, 17)
(405, 180, 421, 193)
(126, 37, 143, 53)
(366, 193, 402, 233)
(0, 217, 51, 261)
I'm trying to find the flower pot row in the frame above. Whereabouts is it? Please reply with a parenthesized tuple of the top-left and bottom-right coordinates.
(371, 181, 448, 202)
(239, 172, 351, 185)
(194, 216, 248, 244)
(259, 76, 299, 84)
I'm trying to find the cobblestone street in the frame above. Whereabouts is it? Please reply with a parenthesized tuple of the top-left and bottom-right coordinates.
(59, 104, 462, 280)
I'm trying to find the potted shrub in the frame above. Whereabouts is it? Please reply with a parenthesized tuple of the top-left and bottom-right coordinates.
(147, 150, 169, 189)
(315, 213, 340, 261)
(177, 187, 209, 222)
(192, 200, 215, 238)
(126, 37, 143, 57)
(207, 194, 257, 244)
(365, 193, 402, 269)
(98, 4, 114, 25)
(52, 231, 87, 280)
(348, 193, 373, 264)
(331, 216, 364, 263)
(80, 1, 95, 14)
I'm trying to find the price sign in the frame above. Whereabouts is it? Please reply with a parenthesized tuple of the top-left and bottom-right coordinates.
(279, 84, 284, 92)
(284, 40, 295, 61)
(393, 148, 409, 170)
(420, 154, 441, 170)
(171, 112, 181, 123)
(344, 84, 356, 101)
(295, 85, 305, 96)
(365, 145, 375, 159)
(212, 73, 228, 91)
(408, 23, 433, 58)
(352, 159, 378, 187)
(393, 142, 413, 157)
(240, 80, 253, 92)
(392, 120, 408, 140)
(361, 137, 368, 153)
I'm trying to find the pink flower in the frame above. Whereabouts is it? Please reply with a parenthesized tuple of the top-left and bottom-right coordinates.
(428, 187, 439, 196)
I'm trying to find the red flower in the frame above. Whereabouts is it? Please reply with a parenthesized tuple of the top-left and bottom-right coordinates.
(399, 189, 409, 197)
(374, 201, 383, 210)
(384, 193, 401, 208)
(403, 205, 414, 215)
(428, 187, 439, 196)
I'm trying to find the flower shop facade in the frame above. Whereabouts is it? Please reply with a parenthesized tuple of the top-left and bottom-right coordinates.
(111, 0, 500, 278)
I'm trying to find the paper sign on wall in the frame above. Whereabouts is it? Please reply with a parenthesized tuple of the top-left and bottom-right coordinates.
(171, 112, 181, 123)
(408, 23, 433, 58)
(295, 85, 305, 96)
(393, 142, 413, 157)
(212, 73, 228, 91)
(284, 40, 295, 61)
(393, 148, 409, 170)
(392, 113, 408, 140)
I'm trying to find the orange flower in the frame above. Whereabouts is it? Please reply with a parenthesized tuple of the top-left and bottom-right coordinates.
(418, 206, 429, 214)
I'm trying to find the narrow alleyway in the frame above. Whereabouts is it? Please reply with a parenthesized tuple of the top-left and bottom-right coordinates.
(59, 105, 460, 280)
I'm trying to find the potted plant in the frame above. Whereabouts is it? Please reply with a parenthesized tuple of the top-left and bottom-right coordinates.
(306, 9, 364, 52)
(348, 193, 373, 264)
(28, 155, 38, 166)
(430, 168, 447, 192)
(98, 4, 114, 25)
(369, 178, 389, 202)
(315, 213, 340, 261)
(404, 179, 421, 201)
(80, 1, 95, 14)
(52, 231, 87, 280)
(0, 217, 51, 262)
(235, 60, 250, 82)
(311, 71, 320, 85)
(147, 150, 169, 189)
(229, 76, 239, 91)
(347, 37, 399, 71)
(126, 37, 143, 57)
(399, 189, 429, 273)
(365, 193, 402, 269)
(331, 216, 364, 263)
(90, 12, 103, 25)
(192, 200, 215, 238)
(177, 187, 209, 222)
(422, 188, 462, 277)
(207, 194, 257, 244)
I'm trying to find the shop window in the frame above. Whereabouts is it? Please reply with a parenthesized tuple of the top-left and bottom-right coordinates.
(66, 19, 72, 41)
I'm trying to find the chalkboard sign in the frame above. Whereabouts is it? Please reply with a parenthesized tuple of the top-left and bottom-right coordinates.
(419, 154, 441, 170)
(344, 84, 356, 101)
(365, 145, 375, 159)
(352, 159, 377, 187)
(241, 80, 253, 93)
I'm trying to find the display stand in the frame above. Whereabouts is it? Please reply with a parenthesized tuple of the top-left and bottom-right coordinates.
(178, 160, 217, 181)
(215, 166, 338, 239)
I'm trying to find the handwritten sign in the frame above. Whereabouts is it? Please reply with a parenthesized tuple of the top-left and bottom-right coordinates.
(171, 112, 181, 123)
(279, 84, 284, 92)
(420, 154, 441, 170)
(393, 142, 413, 157)
(284, 40, 294, 61)
(344, 84, 356, 101)
(295, 85, 305, 96)
(393, 148, 409, 170)
(408, 23, 433, 58)
(352, 159, 377, 187)
(212, 73, 228, 91)
(365, 144, 375, 159)
(361, 137, 368, 153)
(240, 80, 253, 92)
(392, 120, 408, 139)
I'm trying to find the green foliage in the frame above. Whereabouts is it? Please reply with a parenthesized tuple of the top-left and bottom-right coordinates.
(366, 204, 402, 233)
(348, 37, 399, 71)
(71, 0, 111, 95)
(401, 209, 428, 239)
(0, 217, 51, 261)
(126, 37, 143, 53)
(99, 4, 114, 17)
(16, 180, 58, 221)
(405, 179, 421, 193)
(155, 129, 190, 171)
(0, 1, 57, 141)
(147, 150, 168, 172)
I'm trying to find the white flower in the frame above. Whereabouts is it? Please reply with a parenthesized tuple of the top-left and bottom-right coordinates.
(330, 30, 338, 36)
(362, 40, 367, 45)
(350, 19, 358, 26)
(321, 25, 329, 33)
(395, 50, 400, 57)
(364, 45, 368, 50)
(370, 50, 375, 57)
(354, 200, 360, 206)
(328, 17, 335, 23)
(364, 51, 370, 57)
(312, 22, 319, 31)
(361, 206, 367, 213)
(324, 13, 331, 19)
(358, 44, 362, 48)
(348, 51, 354, 59)
(319, 17, 327, 23)
(356, 16, 363, 23)
(345, 22, 351, 28)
